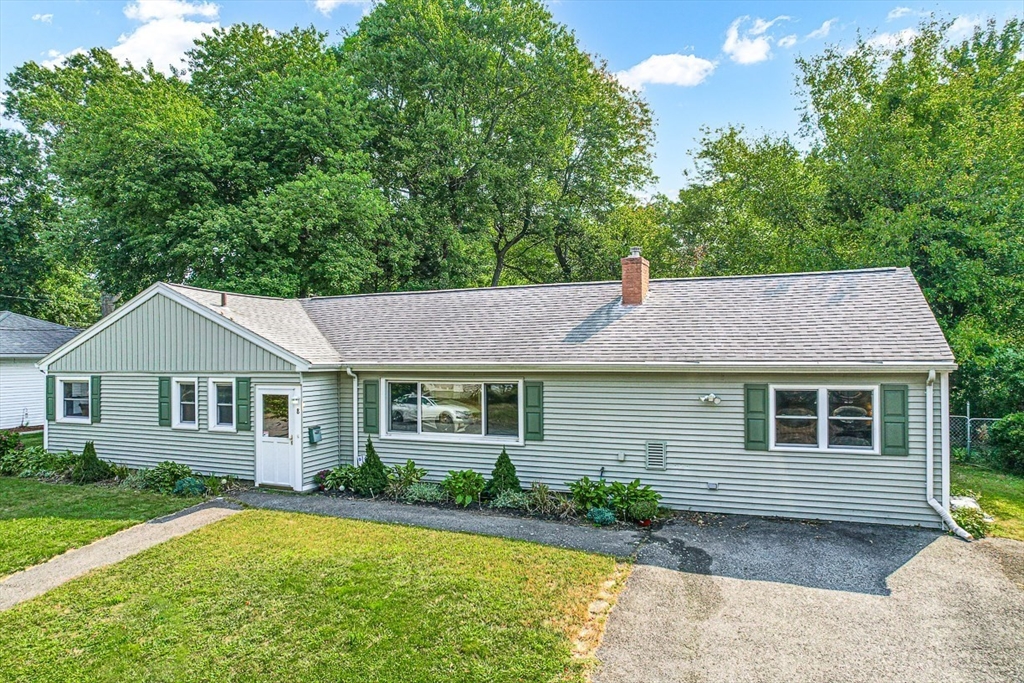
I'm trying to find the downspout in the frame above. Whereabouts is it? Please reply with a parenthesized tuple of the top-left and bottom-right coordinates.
(345, 368, 359, 466)
(926, 369, 972, 540)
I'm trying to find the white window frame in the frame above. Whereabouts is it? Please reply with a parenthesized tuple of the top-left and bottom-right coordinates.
(207, 377, 237, 433)
(171, 377, 199, 430)
(769, 385, 880, 455)
(381, 379, 525, 446)
(56, 377, 91, 424)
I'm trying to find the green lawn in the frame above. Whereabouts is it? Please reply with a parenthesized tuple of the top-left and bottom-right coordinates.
(952, 463, 1024, 542)
(0, 510, 621, 683)
(0, 478, 198, 577)
(17, 431, 42, 450)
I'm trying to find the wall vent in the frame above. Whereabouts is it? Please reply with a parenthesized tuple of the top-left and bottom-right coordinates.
(645, 441, 667, 470)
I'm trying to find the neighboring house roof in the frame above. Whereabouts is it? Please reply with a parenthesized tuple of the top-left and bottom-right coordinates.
(161, 266, 953, 370)
(0, 311, 80, 357)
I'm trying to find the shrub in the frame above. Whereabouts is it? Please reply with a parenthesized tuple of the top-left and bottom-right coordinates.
(442, 469, 486, 507)
(354, 438, 388, 496)
(119, 468, 148, 490)
(627, 499, 659, 523)
(313, 469, 331, 490)
(325, 465, 359, 492)
(526, 482, 558, 515)
(489, 489, 530, 510)
(555, 494, 579, 519)
(143, 461, 194, 494)
(403, 482, 448, 504)
(173, 476, 207, 496)
(607, 479, 662, 519)
(567, 476, 610, 511)
(586, 507, 616, 526)
(485, 447, 520, 497)
(70, 442, 115, 484)
(2, 446, 76, 478)
(991, 412, 1024, 475)
(0, 430, 22, 460)
(386, 459, 427, 498)
(951, 506, 990, 539)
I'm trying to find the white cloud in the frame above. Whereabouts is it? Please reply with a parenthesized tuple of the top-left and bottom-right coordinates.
(42, 47, 87, 68)
(866, 28, 918, 50)
(615, 53, 717, 90)
(723, 16, 790, 64)
(42, 1, 219, 75)
(312, 0, 367, 16)
(948, 15, 983, 41)
(32, 13, 54, 24)
(806, 19, 837, 40)
(123, 0, 218, 22)
(887, 7, 913, 21)
(778, 34, 798, 49)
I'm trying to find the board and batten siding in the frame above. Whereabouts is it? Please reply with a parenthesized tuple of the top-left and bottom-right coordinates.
(0, 358, 45, 429)
(48, 294, 295, 374)
(356, 372, 945, 528)
(48, 373, 298, 479)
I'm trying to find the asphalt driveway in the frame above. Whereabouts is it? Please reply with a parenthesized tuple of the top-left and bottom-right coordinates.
(596, 514, 1024, 683)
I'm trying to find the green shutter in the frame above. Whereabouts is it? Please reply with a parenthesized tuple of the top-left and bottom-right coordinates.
(363, 380, 379, 434)
(45, 375, 56, 422)
(158, 377, 171, 427)
(524, 381, 544, 441)
(880, 384, 909, 456)
(90, 376, 102, 423)
(744, 384, 769, 450)
(236, 378, 251, 431)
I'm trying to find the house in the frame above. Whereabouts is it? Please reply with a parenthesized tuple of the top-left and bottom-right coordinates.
(38, 251, 959, 529)
(0, 311, 79, 430)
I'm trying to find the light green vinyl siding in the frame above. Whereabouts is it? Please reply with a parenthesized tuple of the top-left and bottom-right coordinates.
(356, 372, 945, 528)
(48, 373, 298, 479)
(49, 294, 295, 374)
(300, 372, 344, 484)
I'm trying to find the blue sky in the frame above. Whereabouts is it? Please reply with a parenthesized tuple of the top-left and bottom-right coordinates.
(1, 0, 1020, 196)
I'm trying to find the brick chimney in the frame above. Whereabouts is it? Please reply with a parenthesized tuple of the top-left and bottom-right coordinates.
(621, 246, 649, 305)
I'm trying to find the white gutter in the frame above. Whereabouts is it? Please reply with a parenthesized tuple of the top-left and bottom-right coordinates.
(345, 367, 359, 466)
(926, 369, 972, 540)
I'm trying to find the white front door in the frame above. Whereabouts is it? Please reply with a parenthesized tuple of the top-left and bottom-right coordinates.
(256, 386, 301, 490)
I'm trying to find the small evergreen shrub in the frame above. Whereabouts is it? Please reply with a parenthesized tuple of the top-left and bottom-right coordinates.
(991, 412, 1024, 475)
(386, 459, 427, 498)
(442, 469, 486, 506)
(485, 448, 520, 497)
(489, 489, 530, 510)
(586, 507, 616, 526)
(325, 465, 359, 492)
(403, 482, 447, 504)
(143, 461, 194, 494)
(70, 441, 115, 484)
(951, 506, 990, 539)
(567, 476, 610, 511)
(354, 439, 388, 496)
(173, 476, 207, 496)
(627, 499, 659, 523)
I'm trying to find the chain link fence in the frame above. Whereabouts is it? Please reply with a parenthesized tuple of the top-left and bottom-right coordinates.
(950, 414, 1001, 460)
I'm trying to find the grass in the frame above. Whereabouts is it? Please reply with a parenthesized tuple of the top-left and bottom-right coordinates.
(17, 431, 42, 450)
(0, 510, 622, 683)
(0, 478, 199, 577)
(952, 463, 1024, 541)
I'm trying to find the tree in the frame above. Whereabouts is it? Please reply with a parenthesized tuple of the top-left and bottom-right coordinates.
(342, 0, 654, 289)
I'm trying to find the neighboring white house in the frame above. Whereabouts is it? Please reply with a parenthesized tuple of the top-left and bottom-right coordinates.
(38, 252, 961, 529)
(0, 311, 79, 430)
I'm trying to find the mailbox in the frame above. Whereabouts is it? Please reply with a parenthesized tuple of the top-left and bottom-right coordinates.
(308, 425, 323, 444)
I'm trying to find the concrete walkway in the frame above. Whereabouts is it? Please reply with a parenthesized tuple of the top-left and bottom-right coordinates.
(0, 500, 240, 611)
(234, 490, 644, 558)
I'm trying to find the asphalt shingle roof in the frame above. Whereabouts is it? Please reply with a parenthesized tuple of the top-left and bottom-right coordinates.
(0, 311, 80, 357)
(170, 267, 954, 368)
